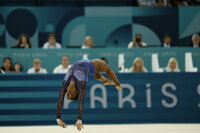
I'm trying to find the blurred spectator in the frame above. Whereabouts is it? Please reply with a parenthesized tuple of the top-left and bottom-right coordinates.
(131, 0, 139, 6)
(129, 57, 147, 72)
(12, 34, 32, 48)
(43, 33, 62, 49)
(170, 0, 190, 6)
(191, 34, 200, 48)
(164, 57, 180, 72)
(137, 0, 157, 6)
(128, 34, 147, 48)
(0, 69, 4, 74)
(182, 0, 190, 5)
(156, 0, 170, 6)
(194, 0, 200, 5)
(100, 57, 108, 64)
(170, 0, 182, 6)
(0, 57, 13, 73)
(81, 36, 95, 49)
(13, 63, 23, 73)
(27, 59, 47, 74)
(163, 34, 172, 48)
(53, 55, 71, 74)
(156, 0, 192, 6)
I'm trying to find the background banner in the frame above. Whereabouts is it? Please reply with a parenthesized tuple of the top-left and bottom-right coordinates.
(0, 73, 200, 126)
(0, 48, 200, 72)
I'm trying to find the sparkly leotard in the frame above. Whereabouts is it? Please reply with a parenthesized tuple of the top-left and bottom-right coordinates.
(56, 59, 96, 120)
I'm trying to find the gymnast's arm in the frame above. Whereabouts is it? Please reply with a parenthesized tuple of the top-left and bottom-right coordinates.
(77, 85, 86, 120)
(93, 72, 107, 82)
(105, 67, 120, 86)
(56, 83, 67, 128)
(74, 82, 87, 131)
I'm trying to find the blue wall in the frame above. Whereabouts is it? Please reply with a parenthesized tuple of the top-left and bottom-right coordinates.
(0, 7, 200, 48)
(0, 73, 200, 126)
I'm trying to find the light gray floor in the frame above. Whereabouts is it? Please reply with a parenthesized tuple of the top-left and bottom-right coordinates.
(1, 124, 200, 133)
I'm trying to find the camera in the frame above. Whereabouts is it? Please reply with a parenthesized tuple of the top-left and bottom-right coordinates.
(136, 38, 141, 42)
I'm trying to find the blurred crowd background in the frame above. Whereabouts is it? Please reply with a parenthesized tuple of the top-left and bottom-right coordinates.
(0, 0, 200, 6)
(0, 0, 199, 74)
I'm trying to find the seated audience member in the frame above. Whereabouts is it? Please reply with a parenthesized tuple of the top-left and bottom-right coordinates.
(156, 0, 168, 6)
(53, 55, 71, 74)
(137, 0, 157, 6)
(163, 34, 172, 48)
(81, 36, 95, 49)
(12, 34, 32, 48)
(131, 0, 139, 6)
(43, 33, 62, 49)
(13, 63, 23, 73)
(191, 34, 200, 48)
(0, 57, 14, 73)
(170, 0, 189, 6)
(27, 59, 47, 74)
(129, 57, 147, 72)
(164, 57, 180, 72)
(128, 34, 147, 48)
(100, 57, 108, 64)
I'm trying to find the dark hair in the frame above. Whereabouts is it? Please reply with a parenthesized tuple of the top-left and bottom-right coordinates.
(163, 34, 172, 39)
(3, 57, 12, 64)
(16, 34, 32, 48)
(48, 33, 56, 39)
(1, 57, 13, 71)
(100, 57, 108, 64)
(13, 63, 23, 72)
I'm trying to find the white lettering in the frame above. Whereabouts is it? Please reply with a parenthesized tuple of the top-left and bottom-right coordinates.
(146, 83, 152, 108)
(90, 84, 107, 108)
(161, 83, 177, 108)
(118, 84, 136, 108)
(63, 95, 73, 109)
(197, 84, 200, 107)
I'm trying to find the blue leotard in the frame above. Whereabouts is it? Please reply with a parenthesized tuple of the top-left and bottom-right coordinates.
(64, 59, 96, 81)
(57, 59, 96, 120)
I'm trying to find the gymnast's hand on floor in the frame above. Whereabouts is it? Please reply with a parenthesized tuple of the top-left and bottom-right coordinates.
(103, 79, 115, 85)
(56, 119, 67, 128)
(116, 85, 122, 91)
(74, 119, 83, 131)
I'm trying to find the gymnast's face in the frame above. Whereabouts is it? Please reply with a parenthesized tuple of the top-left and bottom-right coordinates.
(66, 81, 78, 100)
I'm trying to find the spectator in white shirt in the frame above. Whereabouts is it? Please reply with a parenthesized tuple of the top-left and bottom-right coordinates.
(81, 36, 95, 49)
(43, 33, 62, 49)
(137, 0, 157, 6)
(191, 34, 200, 48)
(164, 57, 180, 72)
(27, 59, 47, 74)
(163, 34, 172, 48)
(128, 34, 147, 48)
(53, 55, 71, 74)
